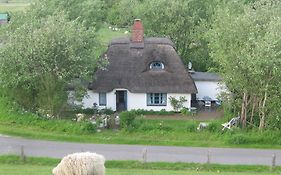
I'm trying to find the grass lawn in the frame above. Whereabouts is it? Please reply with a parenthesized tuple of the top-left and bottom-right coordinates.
(0, 120, 281, 149)
(0, 156, 280, 175)
(97, 25, 129, 46)
(0, 2, 30, 12)
(1, 165, 280, 175)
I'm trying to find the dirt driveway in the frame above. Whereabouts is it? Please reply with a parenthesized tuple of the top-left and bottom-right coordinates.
(144, 110, 224, 121)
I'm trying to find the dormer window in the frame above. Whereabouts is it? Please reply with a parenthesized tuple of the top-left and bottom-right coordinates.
(150, 61, 164, 70)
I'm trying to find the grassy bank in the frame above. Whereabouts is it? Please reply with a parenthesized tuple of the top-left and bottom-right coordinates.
(0, 155, 280, 175)
(1, 96, 281, 149)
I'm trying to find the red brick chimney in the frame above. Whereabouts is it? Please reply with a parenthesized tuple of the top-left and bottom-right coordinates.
(131, 19, 144, 43)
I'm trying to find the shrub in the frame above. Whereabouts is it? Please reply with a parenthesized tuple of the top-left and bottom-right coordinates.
(180, 108, 191, 116)
(131, 109, 175, 116)
(74, 108, 94, 115)
(99, 108, 114, 115)
(169, 96, 187, 112)
(119, 111, 137, 131)
(80, 121, 97, 134)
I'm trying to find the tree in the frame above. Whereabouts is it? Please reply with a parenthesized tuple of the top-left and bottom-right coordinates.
(5, 0, 107, 31)
(0, 13, 104, 117)
(107, 0, 141, 27)
(134, 0, 219, 71)
(208, 0, 281, 129)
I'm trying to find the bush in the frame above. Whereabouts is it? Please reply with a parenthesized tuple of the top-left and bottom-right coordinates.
(119, 111, 137, 131)
(74, 108, 94, 115)
(169, 96, 187, 112)
(80, 121, 97, 134)
(99, 108, 114, 115)
(131, 109, 175, 116)
(180, 108, 191, 116)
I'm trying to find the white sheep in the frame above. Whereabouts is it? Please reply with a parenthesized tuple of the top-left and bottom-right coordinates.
(52, 152, 105, 175)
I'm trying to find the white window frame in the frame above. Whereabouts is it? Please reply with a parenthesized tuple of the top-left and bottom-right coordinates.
(150, 61, 164, 70)
(147, 93, 167, 106)
(99, 92, 107, 106)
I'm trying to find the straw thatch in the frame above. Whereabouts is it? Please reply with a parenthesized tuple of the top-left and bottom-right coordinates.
(89, 37, 197, 93)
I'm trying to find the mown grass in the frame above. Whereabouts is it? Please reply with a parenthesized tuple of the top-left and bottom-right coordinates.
(96, 25, 129, 45)
(0, 0, 32, 12)
(2, 164, 281, 175)
(0, 155, 281, 175)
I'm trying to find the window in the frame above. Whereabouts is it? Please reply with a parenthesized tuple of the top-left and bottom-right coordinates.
(150, 61, 164, 70)
(99, 93, 106, 106)
(147, 93, 167, 106)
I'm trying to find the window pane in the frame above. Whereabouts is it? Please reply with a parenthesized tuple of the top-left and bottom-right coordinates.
(150, 62, 164, 70)
(99, 93, 106, 106)
(161, 93, 167, 105)
(160, 93, 163, 104)
(147, 93, 167, 106)
(154, 93, 159, 104)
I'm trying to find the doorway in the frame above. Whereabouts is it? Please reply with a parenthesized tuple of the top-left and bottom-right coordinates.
(116, 90, 127, 111)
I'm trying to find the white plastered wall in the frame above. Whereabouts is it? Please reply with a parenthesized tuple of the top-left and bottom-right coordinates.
(127, 92, 191, 111)
(74, 89, 191, 111)
(194, 81, 224, 101)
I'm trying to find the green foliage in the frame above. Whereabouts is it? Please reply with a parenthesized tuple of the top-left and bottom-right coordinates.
(134, 0, 219, 71)
(36, 73, 67, 118)
(0, 12, 103, 117)
(206, 121, 222, 133)
(227, 134, 250, 145)
(186, 122, 197, 132)
(119, 111, 138, 131)
(0, 95, 97, 134)
(226, 129, 281, 145)
(169, 96, 187, 112)
(208, 0, 281, 129)
(22, 0, 106, 30)
(137, 119, 173, 133)
(107, 0, 140, 26)
(131, 109, 175, 116)
(180, 108, 191, 116)
(99, 108, 114, 115)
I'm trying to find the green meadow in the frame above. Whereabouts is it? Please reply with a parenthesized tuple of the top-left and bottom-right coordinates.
(0, 156, 280, 175)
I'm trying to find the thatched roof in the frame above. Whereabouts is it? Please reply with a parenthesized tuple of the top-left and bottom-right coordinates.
(89, 37, 197, 93)
(190, 72, 221, 82)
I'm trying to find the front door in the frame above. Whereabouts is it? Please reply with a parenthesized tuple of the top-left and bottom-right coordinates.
(116, 90, 127, 111)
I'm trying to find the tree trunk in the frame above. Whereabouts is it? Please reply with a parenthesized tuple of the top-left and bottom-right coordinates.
(240, 92, 247, 128)
(259, 85, 268, 130)
(250, 96, 256, 125)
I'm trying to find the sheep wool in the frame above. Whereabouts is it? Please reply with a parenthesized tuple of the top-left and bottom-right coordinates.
(52, 152, 105, 175)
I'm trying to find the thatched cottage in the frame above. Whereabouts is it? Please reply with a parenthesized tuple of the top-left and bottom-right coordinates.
(78, 20, 197, 111)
